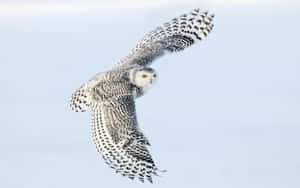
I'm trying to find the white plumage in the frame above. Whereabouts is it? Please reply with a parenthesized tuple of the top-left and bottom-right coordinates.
(70, 8, 214, 183)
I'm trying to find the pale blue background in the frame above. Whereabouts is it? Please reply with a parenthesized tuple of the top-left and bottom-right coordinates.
(1, 1, 300, 187)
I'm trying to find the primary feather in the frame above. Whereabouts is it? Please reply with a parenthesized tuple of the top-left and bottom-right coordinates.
(113, 8, 214, 68)
(92, 95, 156, 183)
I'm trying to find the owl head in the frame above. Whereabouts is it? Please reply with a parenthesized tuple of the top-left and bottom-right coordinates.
(129, 67, 157, 89)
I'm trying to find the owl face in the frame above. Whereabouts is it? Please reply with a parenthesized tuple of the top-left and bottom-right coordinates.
(130, 68, 157, 89)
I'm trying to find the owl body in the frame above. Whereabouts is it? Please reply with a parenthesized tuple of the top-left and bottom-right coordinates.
(70, 8, 214, 183)
(71, 67, 156, 112)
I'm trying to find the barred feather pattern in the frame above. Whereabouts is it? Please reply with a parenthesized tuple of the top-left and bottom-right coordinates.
(91, 95, 159, 183)
(70, 8, 214, 183)
(113, 8, 214, 68)
(70, 85, 91, 112)
(70, 71, 128, 112)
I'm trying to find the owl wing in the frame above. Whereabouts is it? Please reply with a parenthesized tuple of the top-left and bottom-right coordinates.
(113, 8, 214, 68)
(92, 94, 159, 183)
(70, 84, 92, 112)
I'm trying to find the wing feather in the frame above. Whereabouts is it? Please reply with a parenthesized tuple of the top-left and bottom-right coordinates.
(92, 94, 158, 182)
(113, 8, 214, 68)
(70, 84, 92, 112)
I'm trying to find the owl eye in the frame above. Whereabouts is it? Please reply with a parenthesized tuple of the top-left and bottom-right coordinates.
(153, 74, 157, 78)
(142, 74, 148, 78)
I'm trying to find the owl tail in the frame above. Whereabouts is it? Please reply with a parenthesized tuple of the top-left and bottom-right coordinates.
(70, 85, 91, 112)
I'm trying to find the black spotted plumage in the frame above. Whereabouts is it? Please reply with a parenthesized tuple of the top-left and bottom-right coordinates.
(70, 8, 214, 183)
(92, 94, 158, 183)
(113, 8, 214, 69)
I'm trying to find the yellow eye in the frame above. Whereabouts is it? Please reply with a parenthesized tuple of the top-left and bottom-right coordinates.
(142, 74, 148, 78)
(153, 74, 157, 78)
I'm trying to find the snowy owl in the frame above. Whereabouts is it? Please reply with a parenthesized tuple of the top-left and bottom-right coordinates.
(70, 8, 214, 183)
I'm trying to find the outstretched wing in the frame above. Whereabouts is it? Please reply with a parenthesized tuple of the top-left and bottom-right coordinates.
(113, 8, 214, 68)
(92, 94, 159, 183)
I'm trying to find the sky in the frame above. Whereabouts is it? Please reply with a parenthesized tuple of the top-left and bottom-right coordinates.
(0, 0, 300, 188)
